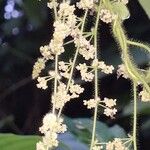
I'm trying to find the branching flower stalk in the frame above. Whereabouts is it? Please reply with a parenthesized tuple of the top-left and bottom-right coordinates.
(57, 10, 88, 118)
(32, 0, 150, 150)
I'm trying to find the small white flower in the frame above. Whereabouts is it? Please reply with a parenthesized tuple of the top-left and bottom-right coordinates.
(32, 58, 46, 79)
(36, 77, 48, 90)
(104, 108, 117, 118)
(38, 113, 67, 150)
(84, 98, 100, 109)
(106, 138, 128, 150)
(139, 89, 150, 102)
(77, 0, 94, 10)
(103, 98, 116, 108)
(40, 45, 54, 60)
(36, 141, 46, 150)
(76, 63, 94, 82)
(100, 9, 116, 24)
(117, 64, 129, 79)
(69, 81, 84, 98)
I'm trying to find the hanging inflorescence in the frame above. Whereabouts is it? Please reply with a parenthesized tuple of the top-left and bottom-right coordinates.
(32, 0, 150, 150)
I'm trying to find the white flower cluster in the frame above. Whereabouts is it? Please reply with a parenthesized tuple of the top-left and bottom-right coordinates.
(73, 29, 95, 60)
(69, 80, 84, 98)
(47, 1, 58, 9)
(52, 83, 70, 109)
(77, 0, 94, 10)
(139, 89, 150, 102)
(76, 63, 95, 82)
(103, 98, 117, 118)
(36, 77, 48, 90)
(32, 58, 46, 79)
(83, 98, 100, 109)
(33, 1, 78, 80)
(117, 64, 129, 79)
(76, 60, 114, 82)
(37, 113, 67, 150)
(58, 61, 71, 79)
(49, 2, 77, 55)
(100, 9, 117, 23)
(52, 81, 84, 109)
(84, 97, 117, 118)
(50, 21, 71, 55)
(92, 59, 114, 74)
(36, 70, 61, 90)
(92, 139, 103, 150)
(106, 138, 128, 150)
(92, 145, 103, 150)
(40, 45, 54, 60)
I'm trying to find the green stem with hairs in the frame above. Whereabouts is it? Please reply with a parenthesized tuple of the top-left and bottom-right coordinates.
(90, 1, 102, 149)
(112, 19, 150, 94)
(127, 40, 150, 53)
(52, 54, 58, 114)
(52, 0, 58, 114)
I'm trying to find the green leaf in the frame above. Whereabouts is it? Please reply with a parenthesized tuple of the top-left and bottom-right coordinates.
(0, 134, 70, 150)
(0, 134, 40, 150)
(139, 0, 150, 18)
(64, 117, 127, 145)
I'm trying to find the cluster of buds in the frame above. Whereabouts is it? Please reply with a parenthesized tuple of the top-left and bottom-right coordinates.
(84, 97, 117, 118)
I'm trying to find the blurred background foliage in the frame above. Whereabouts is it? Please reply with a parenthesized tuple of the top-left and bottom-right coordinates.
(0, 0, 150, 150)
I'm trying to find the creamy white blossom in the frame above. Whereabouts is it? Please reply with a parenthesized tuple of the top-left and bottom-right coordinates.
(106, 138, 128, 150)
(32, 58, 46, 79)
(139, 89, 150, 102)
(83, 98, 100, 109)
(100, 8, 116, 23)
(72, 29, 95, 60)
(103, 98, 116, 108)
(77, 0, 94, 9)
(40, 45, 54, 60)
(52, 83, 70, 109)
(104, 108, 117, 118)
(36, 77, 48, 90)
(69, 80, 84, 98)
(117, 64, 129, 79)
(76, 63, 94, 82)
(38, 113, 67, 150)
(92, 59, 114, 74)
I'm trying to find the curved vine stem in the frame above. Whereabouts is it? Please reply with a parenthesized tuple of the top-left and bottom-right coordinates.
(112, 19, 150, 94)
(127, 40, 150, 53)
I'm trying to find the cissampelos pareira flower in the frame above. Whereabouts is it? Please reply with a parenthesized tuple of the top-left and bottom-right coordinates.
(33, 0, 150, 150)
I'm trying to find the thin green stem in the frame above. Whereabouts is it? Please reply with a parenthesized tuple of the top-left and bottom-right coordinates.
(52, 0, 58, 114)
(53, 0, 57, 19)
(90, 1, 102, 149)
(133, 82, 137, 150)
(52, 54, 58, 114)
